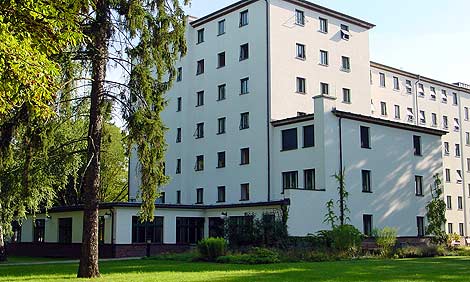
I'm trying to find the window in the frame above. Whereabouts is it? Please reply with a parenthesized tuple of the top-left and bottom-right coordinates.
(217, 117, 226, 135)
(341, 56, 350, 71)
(196, 29, 204, 44)
(176, 128, 181, 143)
(157, 192, 165, 204)
(466, 132, 470, 145)
(218, 84, 226, 101)
(195, 155, 204, 171)
(303, 125, 314, 148)
(218, 19, 225, 35)
(196, 91, 204, 106)
(441, 90, 447, 103)
(456, 144, 461, 157)
(405, 80, 412, 94)
(445, 168, 451, 182)
(131, 216, 163, 243)
(282, 128, 298, 151)
(447, 195, 452, 209)
(11, 221, 21, 243)
(459, 223, 464, 236)
(177, 67, 182, 82)
(380, 101, 387, 116)
(319, 17, 328, 33)
(407, 108, 414, 122)
(296, 43, 306, 59)
(217, 186, 226, 202)
(394, 105, 400, 119)
(393, 77, 400, 90)
(431, 113, 437, 126)
(304, 169, 316, 190)
(176, 190, 181, 204)
(415, 176, 423, 196)
(295, 9, 305, 25)
(360, 126, 370, 149)
(195, 122, 204, 138)
(283, 171, 298, 189)
(217, 52, 225, 68)
(465, 107, 469, 121)
(379, 73, 386, 87)
(196, 188, 204, 204)
(217, 151, 225, 168)
(457, 170, 463, 184)
(430, 87, 436, 100)
(458, 196, 463, 210)
(444, 142, 450, 155)
(448, 223, 453, 234)
(362, 170, 371, 192)
(467, 158, 470, 172)
(320, 50, 328, 65)
(239, 43, 249, 61)
(58, 218, 72, 244)
(454, 118, 460, 131)
(419, 110, 426, 124)
(342, 88, 351, 103)
(413, 135, 422, 156)
(340, 24, 350, 40)
(177, 97, 182, 112)
(443, 115, 448, 129)
(363, 215, 373, 236)
(240, 77, 249, 94)
(176, 217, 204, 244)
(296, 77, 306, 93)
(241, 183, 250, 201)
(240, 148, 250, 165)
(176, 158, 181, 174)
(239, 10, 248, 27)
(418, 83, 425, 97)
(417, 217, 425, 237)
(320, 82, 329, 95)
(452, 92, 458, 105)
(196, 59, 204, 75)
(240, 112, 249, 129)
(33, 219, 45, 243)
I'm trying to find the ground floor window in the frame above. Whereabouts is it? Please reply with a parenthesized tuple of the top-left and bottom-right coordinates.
(33, 219, 45, 243)
(226, 215, 255, 246)
(12, 221, 21, 243)
(176, 217, 204, 244)
(132, 216, 163, 243)
(58, 218, 73, 244)
(209, 217, 224, 238)
(363, 214, 373, 236)
(417, 216, 425, 237)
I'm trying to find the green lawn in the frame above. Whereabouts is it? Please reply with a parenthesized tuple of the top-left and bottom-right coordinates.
(0, 256, 69, 264)
(1, 256, 469, 282)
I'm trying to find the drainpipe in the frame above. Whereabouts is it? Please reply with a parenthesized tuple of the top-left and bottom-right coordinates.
(338, 116, 344, 225)
(264, 0, 271, 202)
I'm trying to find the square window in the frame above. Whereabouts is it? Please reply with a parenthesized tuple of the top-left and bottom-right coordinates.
(217, 186, 226, 202)
(218, 52, 226, 68)
(240, 10, 248, 27)
(296, 77, 306, 93)
(282, 171, 298, 189)
(282, 128, 298, 151)
(240, 148, 250, 165)
(241, 183, 250, 201)
(240, 112, 249, 129)
(218, 19, 226, 35)
(217, 151, 225, 168)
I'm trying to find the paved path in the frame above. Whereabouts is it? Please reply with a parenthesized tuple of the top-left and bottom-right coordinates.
(0, 257, 142, 266)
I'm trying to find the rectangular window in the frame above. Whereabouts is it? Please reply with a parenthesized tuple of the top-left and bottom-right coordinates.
(295, 9, 305, 25)
(240, 77, 249, 94)
(217, 117, 226, 134)
(197, 29, 204, 44)
(413, 135, 422, 156)
(196, 91, 204, 106)
(177, 97, 182, 112)
(304, 169, 315, 190)
(443, 115, 448, 129)
(453, 92, 458, 105)
(394, 105, 400, 119)
(296, 43, 306, 59)
(458, 196, 463, 210)
(176, 217, 204, 244)
(442, 90, 448, 103)
(457, 170, 463, 184)
(239, 43, 249, 61)
(282, 171, 298, 189)
(393, 77, 400, 90)
(444, 142, 450, 155)
(447, 195, 452, 209)
(131, 216, 163, 243)
(239, 10, 248, 27)
(342, 88, 351, 103)
(218, 19, 225, 35)
(177, 67, 182, 82)
(431, 113, 437, 126)
(177, 190, 181, 204)
(217, 186, 226, 203)
(362, 170, 371, 192)
(296, 77, 306, 93)
(448, 223, 453, 234)
(379, 73, 386, 87)
(340, 24, 350, 40)
(363, 214, 373, 236)
(240, 148, 250, 165)
(218, 84, 226, 101)
(360, 126, 370, 149)
(33, 219, 45, 243)
(282, 128, 298, 151)
(320, 82, 329, 95)
(58, 218, 72, 244)
(380, 101, 387, 116)
(303, 125, 314, 148)
(417, 217, 425, 237)
(195, 122, 204, 139)
(406, 80, 412, 94)
(196, 59, 204, 75)
(196, 188, 204, 204)
(454, 118, 460, 131)
(240, 112, 249, 129)
(320, 50, 328, 66)
(176, 128, 181, 143)
(319, 17, 328, 33)
(418, 83, 425, 97)
(459, 223, 464, 236)
(241, 183, 250, 201)
(217, 151, 226, 168)
(419, 110, 426, 124)
(407, 108, 414, 122)
(456, 144, 461, 157)
(217, 52, 226, 68)
(415, 176, 423, 196)
(195, 155, 204, 171)
(341, 56, 350, 71)
(176, 158, 181, 174)
(467, 158, 470, 172)
(465, 107, 469, 121)
(445, 168, 451, 182)
(430, 87, 436, 100)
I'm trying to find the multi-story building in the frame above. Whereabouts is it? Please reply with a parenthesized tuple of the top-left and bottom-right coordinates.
(9, 0, 469, 257)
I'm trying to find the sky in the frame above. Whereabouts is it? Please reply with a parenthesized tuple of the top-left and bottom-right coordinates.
(184, 0, 470, 84)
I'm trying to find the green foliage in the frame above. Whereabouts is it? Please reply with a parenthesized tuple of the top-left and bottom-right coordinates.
(324, 169, 349, 229)
(426, 174, 447, 245)
(394, 245, 446, 258)
(216, 247, 280, 264)
(373, 227, 397, 257)
(197, 238, 228, 261)
(323, 200, 337, 229)
(447, 233, 462, 248)
(330, 225, 363, 254)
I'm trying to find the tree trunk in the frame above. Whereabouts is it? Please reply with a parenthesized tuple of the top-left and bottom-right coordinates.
(77, 0, 110, 278)
(0, 224, 6, 262)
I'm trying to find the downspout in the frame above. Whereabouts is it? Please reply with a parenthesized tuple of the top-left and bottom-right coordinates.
(338, 116, 344, 224)
(265, 0, 271, 202)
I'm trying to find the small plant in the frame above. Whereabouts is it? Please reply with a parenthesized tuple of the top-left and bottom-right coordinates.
(373, 227, 397, 257)
(330, 224, 363, 255)
(446, 233, 461, 248)
(426, 174, 447, 245)
(395, 245, 446, 258)
(197, 237, 227, 261)
(216, 247, 280, 264)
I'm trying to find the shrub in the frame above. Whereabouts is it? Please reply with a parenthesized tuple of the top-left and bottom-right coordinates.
(216, 247, 280, 264)
(197, 237, 227, 261)
(447, 233, 461, 248)
(373, 227, 397, 257)
(330, 225, 363, 254)
(395, 245, 446, 258)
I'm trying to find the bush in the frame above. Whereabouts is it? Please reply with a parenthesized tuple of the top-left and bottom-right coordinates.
(395, 245, 446, 258)
(216, 247, 280, 264)
(373, 227, 397, 257)
(197, 237, 227, 261)
(447, 233, 461, 248)
(330, 225, 363, 254)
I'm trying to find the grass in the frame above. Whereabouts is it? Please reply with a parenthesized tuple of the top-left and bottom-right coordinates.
(0, 256, 469, 281)
(0, 256, 69, 264)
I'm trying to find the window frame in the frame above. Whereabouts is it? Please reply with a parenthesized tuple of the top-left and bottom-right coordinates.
(281, 128, 298, 151)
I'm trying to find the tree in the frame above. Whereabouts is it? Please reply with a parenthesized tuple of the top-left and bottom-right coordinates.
(426, 174, 447, 245)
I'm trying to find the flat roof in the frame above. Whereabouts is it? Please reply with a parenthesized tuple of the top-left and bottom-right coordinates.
(271, 114, 315, 127)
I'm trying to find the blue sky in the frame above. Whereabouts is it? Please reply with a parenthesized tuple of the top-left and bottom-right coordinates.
(185, 0, 470, 84)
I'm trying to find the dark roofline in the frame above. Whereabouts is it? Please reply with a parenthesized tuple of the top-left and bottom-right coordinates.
(271, 114, 314, 127)
(332, 110, 448, 136)
(370, 61, 470, 94)
(42, 200, 290, 214)
(190, 0, 375, 29)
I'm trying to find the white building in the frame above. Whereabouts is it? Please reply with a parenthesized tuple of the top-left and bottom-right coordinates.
(10, 0, 469, 257)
